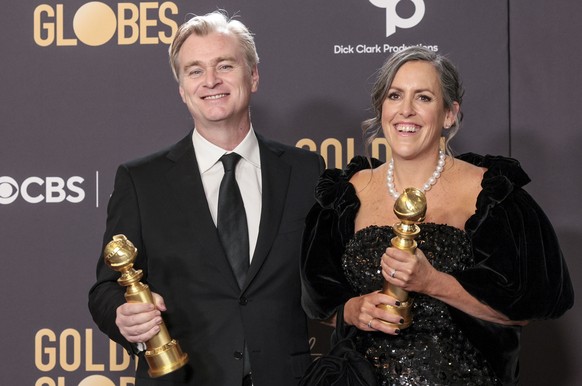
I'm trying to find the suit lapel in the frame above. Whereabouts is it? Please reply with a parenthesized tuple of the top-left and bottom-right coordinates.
(243, 136, 290, 290)
(164, 134, 241, 292)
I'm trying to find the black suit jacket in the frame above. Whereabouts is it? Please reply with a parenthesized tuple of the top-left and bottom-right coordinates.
(89, 132, 325, 385)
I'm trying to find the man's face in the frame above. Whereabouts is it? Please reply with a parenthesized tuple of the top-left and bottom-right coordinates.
(177, 31, 259, 130)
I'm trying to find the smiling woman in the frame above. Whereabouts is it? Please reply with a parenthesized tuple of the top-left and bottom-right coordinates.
(381, 60, 457, 167)
(300, 46, 574, 386)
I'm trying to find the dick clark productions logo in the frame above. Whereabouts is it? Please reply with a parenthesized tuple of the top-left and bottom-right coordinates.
(369, 0, 426, 37)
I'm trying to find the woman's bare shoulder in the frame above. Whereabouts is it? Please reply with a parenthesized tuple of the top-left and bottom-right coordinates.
(349, 164, 385, 193)
(451, 158, 486, 187)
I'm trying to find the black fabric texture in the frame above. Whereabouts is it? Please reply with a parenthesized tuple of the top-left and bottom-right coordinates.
(299, 306, 377, 386)
(300, 153, 574, 385)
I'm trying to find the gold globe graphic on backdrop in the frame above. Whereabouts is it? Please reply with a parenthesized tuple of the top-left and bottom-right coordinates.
(73, 2, 117, 46)
(78, 374, 116, 386)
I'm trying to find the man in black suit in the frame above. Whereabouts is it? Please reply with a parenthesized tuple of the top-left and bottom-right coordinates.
(88, 11, 324, 386)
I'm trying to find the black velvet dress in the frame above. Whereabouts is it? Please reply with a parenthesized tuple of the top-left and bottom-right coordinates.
(301, 153, 574, 386)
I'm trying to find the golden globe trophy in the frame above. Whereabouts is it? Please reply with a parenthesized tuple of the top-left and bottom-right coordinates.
(377, 187, 427, 329)
(103, 234, 189, 378)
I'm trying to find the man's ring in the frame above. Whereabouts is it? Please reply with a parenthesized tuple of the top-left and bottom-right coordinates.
(367, 318, 374, 328)
(390, 269, 396, 278)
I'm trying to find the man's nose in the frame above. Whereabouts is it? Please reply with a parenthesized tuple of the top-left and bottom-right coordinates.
(204, 68, 220, 87)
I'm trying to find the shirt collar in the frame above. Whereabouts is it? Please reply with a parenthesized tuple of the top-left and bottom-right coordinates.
(192, 127, 261, 174)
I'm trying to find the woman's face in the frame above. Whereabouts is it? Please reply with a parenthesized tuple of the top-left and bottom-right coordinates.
(381, 60, 458, 161)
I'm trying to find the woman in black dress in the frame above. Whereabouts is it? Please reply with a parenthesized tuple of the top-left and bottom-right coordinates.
(301, 46, 573, 385)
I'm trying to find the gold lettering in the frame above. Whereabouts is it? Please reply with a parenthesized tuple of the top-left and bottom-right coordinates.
(33, 5, 55, 47)
(346, 138, 355, 165)
(120, 377, 136, 386)
(158, 2, 178, 44)
(59, 328, 81, 372)
(296, 138, 317, 152)
(56, 4, 77, 46)
(35, 377, 55, 386)
(296, 137, 359, 169)
(139, 2, 158, 44)
(118, 3, 139, 45)
(35, 329, 56, 372)
(371, 138, 389, 160)
(85, 329, 105, 371)
(34, 377, 64, 386)
(110, 339, 132, 371)
(321, 138, 342, 169)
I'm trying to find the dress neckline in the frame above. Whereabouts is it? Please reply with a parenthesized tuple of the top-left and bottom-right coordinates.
(353, 222, 468, 237)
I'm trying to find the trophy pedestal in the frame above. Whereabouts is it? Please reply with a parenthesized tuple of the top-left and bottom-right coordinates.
(146, 339, 189, 378)
(104, 234, 189, 378)
(378, 188, 426, 329)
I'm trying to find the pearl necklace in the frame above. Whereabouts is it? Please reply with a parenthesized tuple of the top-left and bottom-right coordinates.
(386, 150, 446, 200)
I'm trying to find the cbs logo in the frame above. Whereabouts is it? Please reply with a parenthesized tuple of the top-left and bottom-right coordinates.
(0, 176, 85, 204)
(33, 1, 178, 47)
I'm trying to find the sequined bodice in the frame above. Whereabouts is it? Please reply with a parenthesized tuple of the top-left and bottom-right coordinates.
(342, 224, 499, 386)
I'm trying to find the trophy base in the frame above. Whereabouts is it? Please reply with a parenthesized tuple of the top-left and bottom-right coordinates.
(146, 339, 189, 378)
(376, 299, 413, 329)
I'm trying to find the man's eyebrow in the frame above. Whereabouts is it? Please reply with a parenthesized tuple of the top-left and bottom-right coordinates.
(183, 56, 237, 69)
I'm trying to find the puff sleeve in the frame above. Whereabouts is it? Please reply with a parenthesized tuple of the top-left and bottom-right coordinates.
(300, 157, 382, 320)
(455, 153, 574, 320)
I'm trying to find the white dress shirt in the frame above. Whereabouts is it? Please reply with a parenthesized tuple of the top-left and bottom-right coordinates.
(136, 129, 262, 352)
(192, 127, 262, 263)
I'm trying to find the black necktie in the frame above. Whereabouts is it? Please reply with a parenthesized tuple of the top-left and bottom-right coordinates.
(217, 153, 250, 289)
(217, 153, 253, 378)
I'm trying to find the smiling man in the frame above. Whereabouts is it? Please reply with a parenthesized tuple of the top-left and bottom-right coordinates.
(89, 11, 324, 386)
(175, 29, 259, 147)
